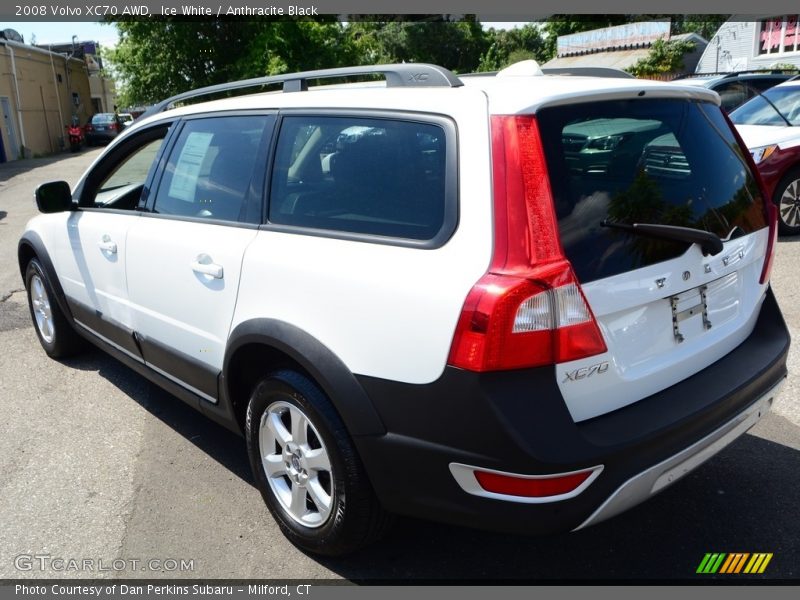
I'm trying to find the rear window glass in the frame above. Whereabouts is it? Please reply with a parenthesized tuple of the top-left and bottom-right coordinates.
(537, 99, 767, 283)
(269, 116, 447, 240)
(91, 114, 116, 124)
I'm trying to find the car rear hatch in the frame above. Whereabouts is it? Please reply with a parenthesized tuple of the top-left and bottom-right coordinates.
(535, 98, 775, 421)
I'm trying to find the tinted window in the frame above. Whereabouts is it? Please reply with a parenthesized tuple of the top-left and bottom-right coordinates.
(91, 114, 117, 125)
(730, 86, 800, 127)
(152, 116, 269, 224)
(747, 77, 789, 92)
(713, 82, 752, 113)
(538, 99, 767, 283)
(81, 127, 168, 210)
(269, 116, 447, 240)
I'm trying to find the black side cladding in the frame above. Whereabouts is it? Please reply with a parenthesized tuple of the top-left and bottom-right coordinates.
(351, 288, 788, 534)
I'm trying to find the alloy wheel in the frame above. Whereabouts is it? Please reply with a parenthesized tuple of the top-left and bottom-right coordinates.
(259, 400, 334, 528)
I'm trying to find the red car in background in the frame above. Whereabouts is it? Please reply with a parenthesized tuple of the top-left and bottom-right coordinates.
(731, 80, 800, 235)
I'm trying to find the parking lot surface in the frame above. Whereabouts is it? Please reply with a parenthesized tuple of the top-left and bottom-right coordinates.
(0, 150, 798, 580)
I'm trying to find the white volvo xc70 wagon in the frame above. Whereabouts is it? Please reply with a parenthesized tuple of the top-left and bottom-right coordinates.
(19, 61, 789, 555)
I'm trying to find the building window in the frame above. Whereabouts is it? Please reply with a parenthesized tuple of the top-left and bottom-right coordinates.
(759, 16, 800, 55)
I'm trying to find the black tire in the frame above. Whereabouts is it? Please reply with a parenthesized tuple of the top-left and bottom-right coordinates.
(773, 166, 800, 236)
(24, 258, 85, 358)
(246, 369, 392, 555)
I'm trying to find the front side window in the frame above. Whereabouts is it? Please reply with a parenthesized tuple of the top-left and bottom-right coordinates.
(269, 115, 448, 241)
(152, 115, 270, 224)
(82, 127, 168, 210)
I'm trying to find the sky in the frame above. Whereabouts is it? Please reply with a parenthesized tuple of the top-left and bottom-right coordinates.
(2, 22, 120, 46)
(2, 20, 525, 48)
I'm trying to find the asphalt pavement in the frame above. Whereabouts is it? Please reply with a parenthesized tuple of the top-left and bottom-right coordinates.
(0, 150, 798, 581)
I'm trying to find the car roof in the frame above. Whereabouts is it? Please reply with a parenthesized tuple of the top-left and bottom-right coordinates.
(680, 72, 797, 87)
(773, 79, 800, 89)
(128, 62, 721, 132)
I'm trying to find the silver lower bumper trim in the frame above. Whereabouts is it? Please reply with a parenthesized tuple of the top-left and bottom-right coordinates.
(574, 378, 785, 531)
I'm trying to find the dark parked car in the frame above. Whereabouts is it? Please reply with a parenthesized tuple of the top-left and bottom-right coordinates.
(84, 113, 124, 145)
(680, 71, 798, 113)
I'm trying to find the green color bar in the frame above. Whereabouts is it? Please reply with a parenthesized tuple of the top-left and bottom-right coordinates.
(710, 553, 727, 574)
(696, 554, 713, 574)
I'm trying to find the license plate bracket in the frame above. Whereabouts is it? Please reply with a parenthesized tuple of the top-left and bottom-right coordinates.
(670, 285, 712, 343)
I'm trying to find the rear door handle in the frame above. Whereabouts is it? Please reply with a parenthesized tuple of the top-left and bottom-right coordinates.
(191, 254, 224, 279)
(98, 235, 117, 254)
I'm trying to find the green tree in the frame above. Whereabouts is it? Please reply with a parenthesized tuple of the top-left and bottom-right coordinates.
(477, 24, 548, 71)
(626, 38, 696, 77)
(106, 20, 355, 107)
(347, 18, 488, 73)
(670, 16, 729, 41)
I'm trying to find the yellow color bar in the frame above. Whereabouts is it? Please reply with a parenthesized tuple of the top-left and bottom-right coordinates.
(757, 554, 773, 574)
(745, 553, 770, 574)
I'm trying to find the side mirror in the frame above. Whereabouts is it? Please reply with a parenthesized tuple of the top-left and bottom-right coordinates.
(35, 181, 74, 213)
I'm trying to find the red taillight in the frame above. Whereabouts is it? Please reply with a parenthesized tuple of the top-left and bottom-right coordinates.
(110, 122, 118, 131)
(447, 115, 606, 372)
(474, 468, 595, 498)
(84, 124, 93, 132)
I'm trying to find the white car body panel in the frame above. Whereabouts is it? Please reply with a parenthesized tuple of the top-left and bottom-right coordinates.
(735, 123, 800, 150)
(557, 230, 769, 422)
(51, 210, 137, 331)
(25, 72, 771, 420)
(232, 93, 493, 385)
(125, 218, 258, 386)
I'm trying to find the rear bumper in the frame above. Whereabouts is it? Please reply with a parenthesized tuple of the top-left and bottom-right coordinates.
(575, 379, 781, 530)
(353, 288, 789, 534)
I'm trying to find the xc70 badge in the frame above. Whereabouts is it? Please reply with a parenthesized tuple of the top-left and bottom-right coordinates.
(562, 361, 610, 383)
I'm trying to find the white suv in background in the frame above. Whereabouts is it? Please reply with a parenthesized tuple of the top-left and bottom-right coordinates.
(19, 62, 789, 555)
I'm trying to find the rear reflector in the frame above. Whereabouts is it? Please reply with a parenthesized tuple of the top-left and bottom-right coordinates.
(449, 462, 604, 502)
(447, 114, 606, 372)
(474, 469, 595, 498)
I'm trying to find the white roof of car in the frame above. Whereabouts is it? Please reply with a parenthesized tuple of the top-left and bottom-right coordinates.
(129, 62, 721, 133)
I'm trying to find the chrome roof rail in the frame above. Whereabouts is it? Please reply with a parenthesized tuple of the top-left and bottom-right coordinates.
(139, 63, 463, 120)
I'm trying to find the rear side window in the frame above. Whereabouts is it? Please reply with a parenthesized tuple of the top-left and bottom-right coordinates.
(537, 99, 767, 283)
(152, 115, 270, 224)
(269, 115, 448, 241)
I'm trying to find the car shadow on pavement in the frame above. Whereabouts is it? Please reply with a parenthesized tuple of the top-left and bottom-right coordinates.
(61, 347, 254, 485)
(315, 430, 800, 581)
(59, 348, 799, 581)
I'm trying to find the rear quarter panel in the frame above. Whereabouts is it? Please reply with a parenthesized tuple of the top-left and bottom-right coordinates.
(231, 90, 493, 384)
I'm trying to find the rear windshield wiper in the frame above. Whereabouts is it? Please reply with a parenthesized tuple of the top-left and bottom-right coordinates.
(601, 220, 724, 256)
